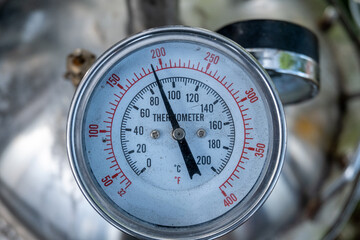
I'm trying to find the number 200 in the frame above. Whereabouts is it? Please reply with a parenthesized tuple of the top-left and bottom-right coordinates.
(151, 47, 166, 58)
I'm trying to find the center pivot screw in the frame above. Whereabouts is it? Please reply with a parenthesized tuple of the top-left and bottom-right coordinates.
(172, 128, 186, 140)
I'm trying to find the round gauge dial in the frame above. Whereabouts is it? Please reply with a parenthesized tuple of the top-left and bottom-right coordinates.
(68, 26, 286, 239)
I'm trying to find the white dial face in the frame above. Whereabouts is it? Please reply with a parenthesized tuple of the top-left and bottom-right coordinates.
(69, 27, 285, 239)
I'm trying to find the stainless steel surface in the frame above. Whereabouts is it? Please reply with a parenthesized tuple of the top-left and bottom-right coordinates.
(0, 0, 128, 239)
(126, 0, 179, 34)
(0, 0, 359, 239)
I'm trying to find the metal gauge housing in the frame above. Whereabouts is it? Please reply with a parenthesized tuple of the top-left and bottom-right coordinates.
(67, 26, 286, 239)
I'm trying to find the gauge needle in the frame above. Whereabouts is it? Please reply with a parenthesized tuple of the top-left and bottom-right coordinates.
(151, 64, 201, 179)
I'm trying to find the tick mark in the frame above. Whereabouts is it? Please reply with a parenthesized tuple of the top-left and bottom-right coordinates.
(125, 128, 132, 132)
(224, 122, 230, 125)
(211, 166, 218, 174)
(128, 150, 135, 154)
(223, 146, 229, 150)
(112, 172, 119, 178)
(213, 99, 219, 105)
(133, 105, 139, 110)
(140, 168, 146, 174)
(195, 85, 199, 91)
(117, 84, 124, 90)
(150, 88, 155, 95)
(172, 82, 176, 88)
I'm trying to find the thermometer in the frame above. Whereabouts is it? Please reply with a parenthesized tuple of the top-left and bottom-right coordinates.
(67, 26, 286, 239)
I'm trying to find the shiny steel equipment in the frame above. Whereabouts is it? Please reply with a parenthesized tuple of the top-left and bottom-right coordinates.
(1, 0, 360, 240)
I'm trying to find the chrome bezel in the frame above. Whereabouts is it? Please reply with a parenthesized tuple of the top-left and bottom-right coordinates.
(247, 48, 319, 104)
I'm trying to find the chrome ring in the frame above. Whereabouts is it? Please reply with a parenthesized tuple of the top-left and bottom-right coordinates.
(247, 48, 319, 104)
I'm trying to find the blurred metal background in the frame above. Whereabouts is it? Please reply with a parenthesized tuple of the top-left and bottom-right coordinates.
(1, 0, 360, 239)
